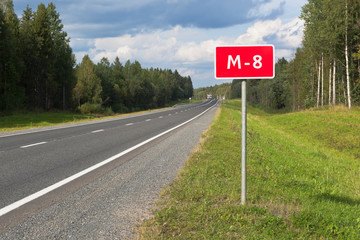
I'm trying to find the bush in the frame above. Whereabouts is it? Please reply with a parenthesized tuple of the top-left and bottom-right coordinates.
(112, 103, 129, 113)
(79, 103, 113, 115)
(103, 106, 114, 115)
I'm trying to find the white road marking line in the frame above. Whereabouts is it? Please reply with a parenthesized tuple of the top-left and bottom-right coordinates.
(145, 119, 151, 122)
(168, 114, 172, 116)
(0, 101, 217, 217)
(159, 116, 163, 119)
(20, 142, 47, 149)
(91, 129, 104, 133)
(126, 123, 134, 126)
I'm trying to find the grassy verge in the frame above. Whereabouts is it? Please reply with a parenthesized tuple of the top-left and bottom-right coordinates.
(0, 100, 200, 133)
(0, 109, 157, 132)
(138, 100, 360, 239)
(0, 111, 101, 132)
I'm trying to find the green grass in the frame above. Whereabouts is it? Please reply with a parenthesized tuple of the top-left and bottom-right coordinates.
(0, 100, 201, 133)
(0, 99, 195, 132)
(0, 111, 101, 132)
(0, 100, 200, 132)
(138, 100, 360, 239)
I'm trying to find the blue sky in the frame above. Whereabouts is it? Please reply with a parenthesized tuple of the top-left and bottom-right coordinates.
(14, 0, 307, 88)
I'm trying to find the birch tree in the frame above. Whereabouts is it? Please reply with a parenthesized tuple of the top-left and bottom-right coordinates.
(344, 0, 351, 108)
(333, 59, 336, 105)
(329, 64, 332, 105)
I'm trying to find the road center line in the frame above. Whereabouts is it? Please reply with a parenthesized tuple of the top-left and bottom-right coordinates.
(145, 119, 151, 122)
(20, 142, 47, 149)
(126, 123, 134, 126)
(91, 129, 104, 133)
(0, 100, 217, 217)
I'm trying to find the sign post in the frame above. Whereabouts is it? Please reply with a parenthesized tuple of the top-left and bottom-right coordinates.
(214, 45, 275, 205)
(241, 79, 247, 205)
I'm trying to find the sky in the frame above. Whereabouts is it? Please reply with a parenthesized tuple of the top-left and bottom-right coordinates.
(14, 0, 307, 88)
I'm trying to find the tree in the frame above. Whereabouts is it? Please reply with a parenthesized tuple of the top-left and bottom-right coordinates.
(231, 79, 242, 99)
(111, 57, 128, 109)
(194, 83, 230, 100)
(344, 0, 351, 108)
(300, 0, 360, 109)
(32, 3, 56, 109)
(96, 57, 113, 106)
(270, 58, 290, 109)
(0, 0, 25, 110)
(19, 5, 37, 108)
(47, 2, 74, 110)
(74, 55, 102, 106)
(184, 76, 193, 99)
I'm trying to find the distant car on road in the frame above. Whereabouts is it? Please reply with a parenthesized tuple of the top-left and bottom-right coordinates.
(207, 94, 212, 99)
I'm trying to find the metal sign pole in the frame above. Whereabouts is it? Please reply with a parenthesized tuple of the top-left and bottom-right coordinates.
(215, 45, 275, 205)
(241, 79, 247, 205)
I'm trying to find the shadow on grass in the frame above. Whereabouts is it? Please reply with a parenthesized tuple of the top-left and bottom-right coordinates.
(316, 192, 360, 206)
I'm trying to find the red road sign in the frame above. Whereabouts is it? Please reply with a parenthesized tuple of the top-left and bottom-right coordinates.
(214, 45, 275, 79)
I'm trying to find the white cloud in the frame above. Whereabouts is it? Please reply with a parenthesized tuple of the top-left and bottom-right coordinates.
(91, 31, 178, 64)
(177, 67, 195, 77)
(82, 26, 220, 65)
(276, 49, 295, 60)
(235, 19, 282, 45)
(89, 31, 228, 67)
(73, 17, 304, 88)
(248, 0, 285, 18)
(275, 17, 304, 48)
(175, 39, 226, 64)
(235, 17, 304, 48)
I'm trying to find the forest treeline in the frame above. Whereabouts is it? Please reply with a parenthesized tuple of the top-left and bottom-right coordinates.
(76, 56, 193, 113)
(196, 0, 360, 111)
(0, 1, 193, 113)
(247, 0, 360, 110)
(193, 83, 231, 100)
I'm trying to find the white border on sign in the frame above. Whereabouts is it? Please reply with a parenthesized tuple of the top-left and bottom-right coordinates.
(214, 44, 275, 80)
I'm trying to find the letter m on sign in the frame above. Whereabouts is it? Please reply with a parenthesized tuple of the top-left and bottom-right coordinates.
(227, 55, 241, 69)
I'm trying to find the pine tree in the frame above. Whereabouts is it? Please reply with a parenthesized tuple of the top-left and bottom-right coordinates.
(32, 3, 55, 109)
(0, 0, 25, 110)
(96, 57, 114, 106)
(47, 3, 74, 110)
(19, 5, 37, 108)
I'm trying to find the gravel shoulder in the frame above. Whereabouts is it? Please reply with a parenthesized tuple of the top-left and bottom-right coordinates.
(0, 103, 219, 239)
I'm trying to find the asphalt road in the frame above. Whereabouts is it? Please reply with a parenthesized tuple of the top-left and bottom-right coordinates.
(0, 99, 219, 237)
